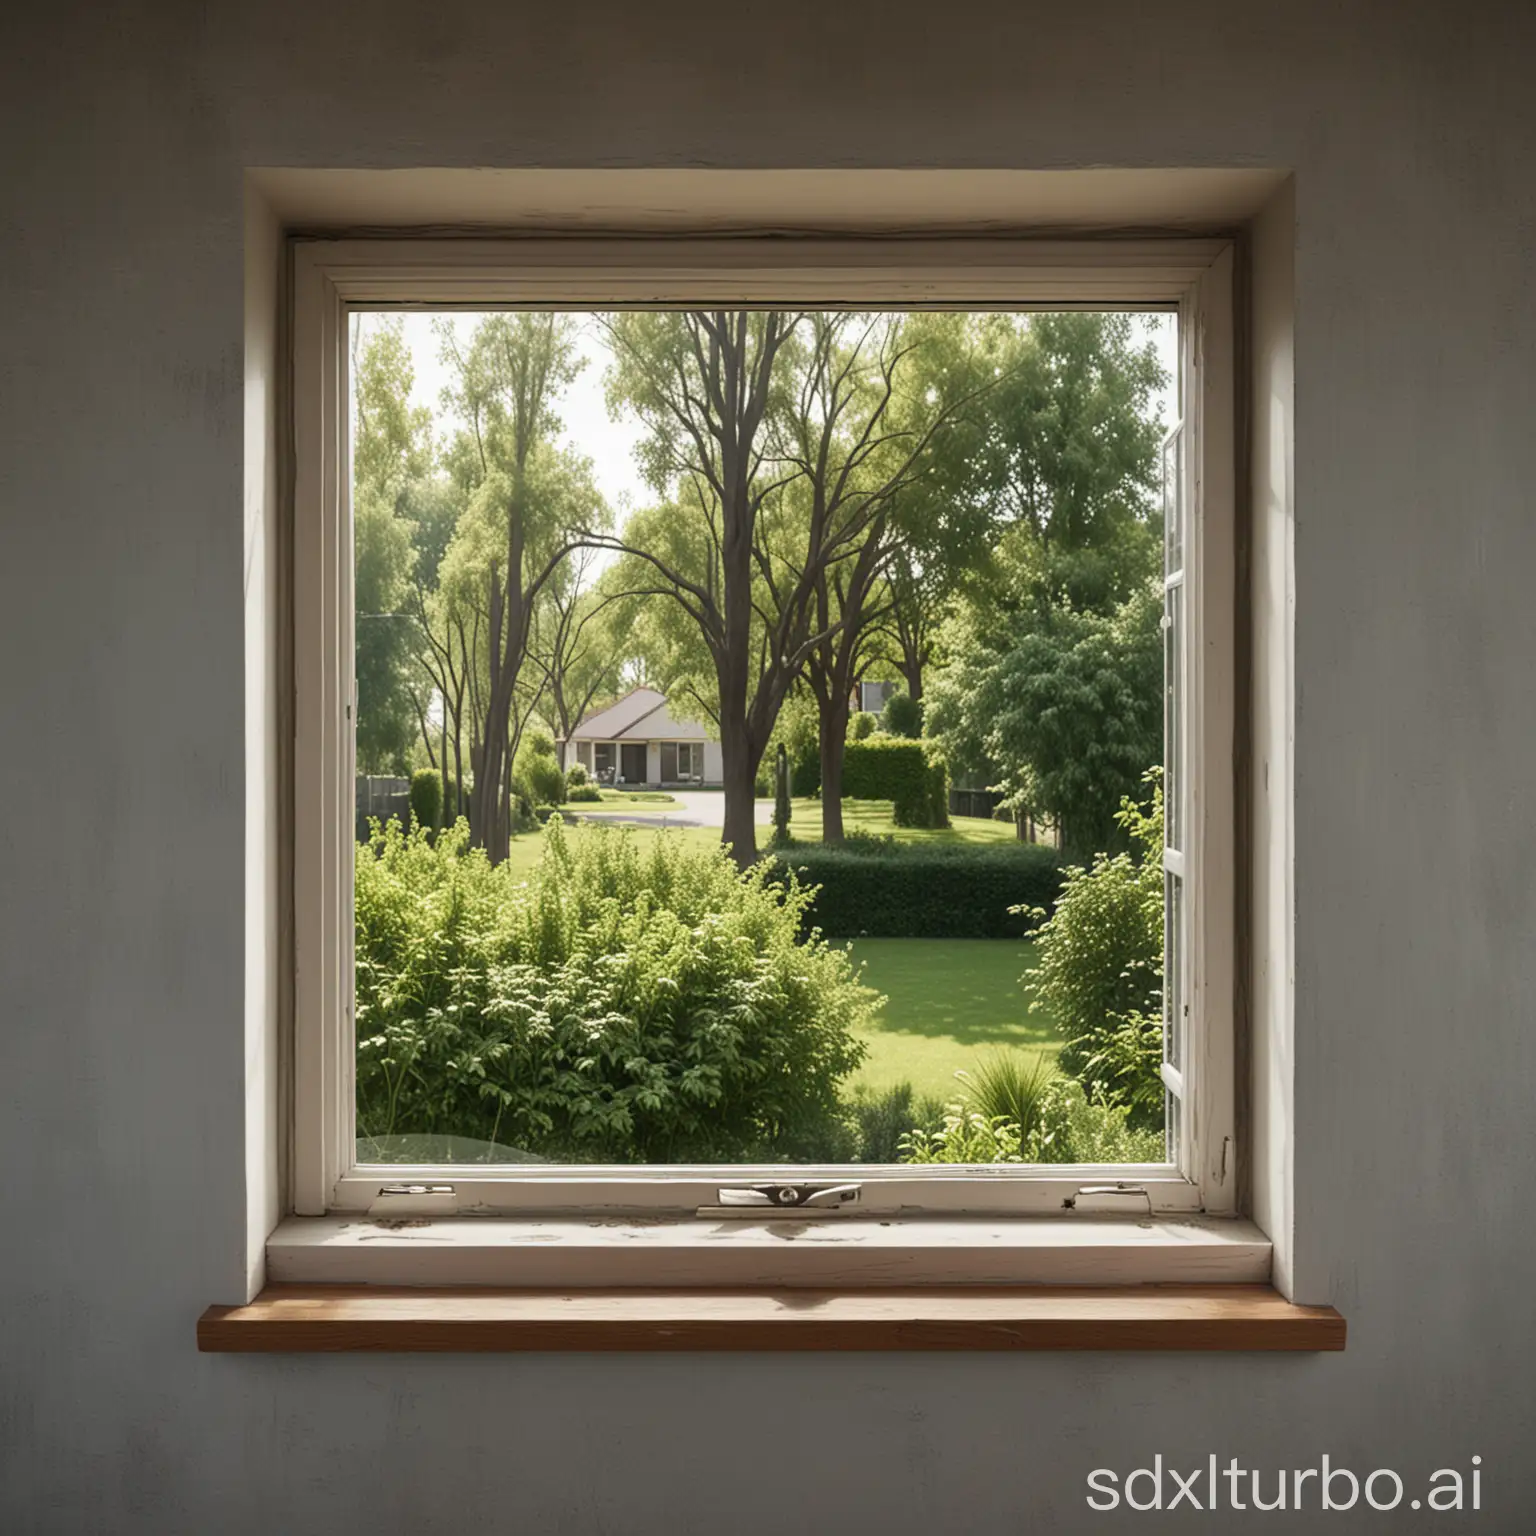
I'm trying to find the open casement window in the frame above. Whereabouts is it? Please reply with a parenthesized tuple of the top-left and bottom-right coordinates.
(292, 237, 1236, 1222)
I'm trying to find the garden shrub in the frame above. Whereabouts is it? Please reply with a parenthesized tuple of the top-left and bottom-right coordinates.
(850, 710, 878, 741)
(566, 783, 602, 803)
(842, 735, 949, 827)
(880, 689, 923, 739)
(565, 761, 590, 788)
(355, 818, 873, 1162)
(1030, 1078, 1166, 1164)
(901, 1107, 1026, 1164)
(791, 739, 821, 797)
(409, 768, 442, 830)
(899, 1079, 1163, 1166)
(513, 732, 566, 806)
(845, 1081, 945, 1163)
(768, 840, 1060, 938)
(1022, 775, 1162, 1123)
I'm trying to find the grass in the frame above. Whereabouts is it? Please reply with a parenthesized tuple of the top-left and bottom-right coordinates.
(844, 937, 1061, 1103)
(501, 819, 720, 879)
(596, 788, 677, 806)
(783, 796, 1022, 847)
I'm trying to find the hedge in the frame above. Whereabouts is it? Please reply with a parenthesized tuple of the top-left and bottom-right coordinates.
(842, 736, 949, 827)
(767, 840, 1062, 939)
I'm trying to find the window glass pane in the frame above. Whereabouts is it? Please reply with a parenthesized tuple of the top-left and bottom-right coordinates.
(1163, 423, 1183, 575)
(1164, 581, 1182, 854)
(349, 308, 1177, 1167)
(1164, 870, 1183, 1074)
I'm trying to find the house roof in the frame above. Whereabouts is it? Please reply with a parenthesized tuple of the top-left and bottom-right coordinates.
(566, 688, 713, 742)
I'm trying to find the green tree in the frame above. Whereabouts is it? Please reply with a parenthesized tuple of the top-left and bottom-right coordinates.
(435, 315, 595, 862)
(592, 311, 803, 866)
(524, 545, 626, 769)
(352, 318, 434, 773)
(926, 314, 1169, 858)
(598, 311, 990, 857)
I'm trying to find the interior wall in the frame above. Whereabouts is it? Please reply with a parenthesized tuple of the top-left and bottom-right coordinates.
(4, 2, 1536, 1531)
(1248, 180, 1296, 1298)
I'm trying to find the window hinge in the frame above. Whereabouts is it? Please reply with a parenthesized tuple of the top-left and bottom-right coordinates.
(697, 1182, 862, 1219)
(368, 1183, 458, 1217)
(1063, 1183, 1153, 1216)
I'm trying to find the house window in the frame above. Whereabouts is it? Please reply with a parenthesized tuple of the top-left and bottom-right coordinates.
(293, 237, 1235, 1221)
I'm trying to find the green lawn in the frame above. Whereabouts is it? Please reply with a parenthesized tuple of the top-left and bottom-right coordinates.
(502, 818, 722, 878)
(595, 788, 677, 807)
(785, 796, 1021, 847)
(844, 938, 1060, 1103)
(501, 801, 1027, 901)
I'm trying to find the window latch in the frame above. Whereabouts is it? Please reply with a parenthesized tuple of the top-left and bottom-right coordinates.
(1063, 1183, 1153, 1215)
(368, 1182, 458, 1217)
(698, 1182, 862, 1218)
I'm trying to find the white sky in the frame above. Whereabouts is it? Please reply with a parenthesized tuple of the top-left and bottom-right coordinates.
(355, 310, 1178, 517)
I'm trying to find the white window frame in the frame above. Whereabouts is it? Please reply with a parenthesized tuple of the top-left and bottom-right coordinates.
(292, 236, 1235, 1221)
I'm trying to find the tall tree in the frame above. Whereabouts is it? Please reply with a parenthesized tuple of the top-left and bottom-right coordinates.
(926, 313, 1169, 859)
(593, 311, 801, 865)
(791, 313, 992, 840)
(437, 315, 591, 861)
(525, 546, 626, 768)
(352, 318, 434, 774)
(597, 311, 989, 857)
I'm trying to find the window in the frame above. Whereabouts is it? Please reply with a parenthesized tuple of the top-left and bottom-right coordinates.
(293, 238, 1235, 1222)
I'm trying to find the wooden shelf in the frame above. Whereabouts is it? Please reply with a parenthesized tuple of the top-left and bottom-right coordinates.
(199, 1284, 1344, 1353)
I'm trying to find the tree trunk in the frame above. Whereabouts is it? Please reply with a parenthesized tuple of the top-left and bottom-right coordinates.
(898, 650, 924, 706)
(818, 689, 852, 843)
(719, 734, 760, 869)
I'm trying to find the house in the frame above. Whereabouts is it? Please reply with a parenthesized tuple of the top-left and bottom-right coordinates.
(563, 687, 723, 788)
(852, 678, 898, 715)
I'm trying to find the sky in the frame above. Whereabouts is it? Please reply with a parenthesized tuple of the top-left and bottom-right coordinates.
(353, 309, 1179, 516)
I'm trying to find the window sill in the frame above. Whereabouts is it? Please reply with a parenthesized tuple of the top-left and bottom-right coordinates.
(200, 1284, 1343, 1352)
(267, 1213, 1273, 1289)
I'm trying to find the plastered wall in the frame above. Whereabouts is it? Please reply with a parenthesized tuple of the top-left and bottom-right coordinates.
(4, 3, 1536, 1530)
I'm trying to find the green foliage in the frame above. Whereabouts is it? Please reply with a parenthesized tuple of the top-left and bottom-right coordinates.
(409, 769, 442, 830)
(922, 311, 1169, 860)
(968, 311, 1168, 614)
(850, 711, 878, 741)
(1031, 1078, 1167, 1164)
(880, 690, 923, 739)
(900, 1077, 1164, 1166)
(772, 690, 822, 798)
(768, 841, 1060, 939)
(352, 319, 436, 775)
(928, 582, 1161, 860)
(566, 784, 603, 803)
(565, 761, 590, 788)
(957, 1052, 1057, 1145)
(513, 732, 566, 807)
(842, 736, 948, 827)
(1023, 777, 1163, 1124)
(901, 1108, 1026, 1164)
(355, 819, 873, 1161)
(844, 1082, 945, 1164)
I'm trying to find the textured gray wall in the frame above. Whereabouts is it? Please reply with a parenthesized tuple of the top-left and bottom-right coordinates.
(4, 2, 1535, 1531)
